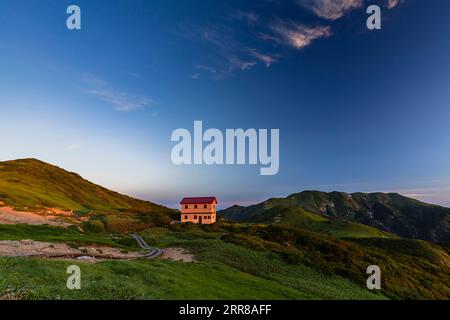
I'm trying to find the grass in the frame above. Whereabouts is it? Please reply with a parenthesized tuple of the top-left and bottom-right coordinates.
(0, 258, 313, 300)
(0, 243, 386, 300)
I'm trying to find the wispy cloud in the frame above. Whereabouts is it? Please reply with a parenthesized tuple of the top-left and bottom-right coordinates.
(176, 0, 408, 79)
(387, 0, 404, 9)
(247, 48, 278, 67)
(202, 27, 234, 52)
(231, 11, 260, 25)
(382, 181, 450, 207)
(194, 64, 217, 74)
(228, 56, 257, 71)
(268, 20, 331, 49)
(299, 0, 363, 20)
(197, 27, 260, 77)
(84, 75, 155, 112)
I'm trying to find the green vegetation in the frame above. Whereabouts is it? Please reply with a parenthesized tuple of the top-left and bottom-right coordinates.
(0, 220, 449, 299)
(80, 220, 105, 234)
(0, 225, 385, 300)
(0, 257, 367, 300)
(241, 206, 395, 239)
(141, 224, 450, 300)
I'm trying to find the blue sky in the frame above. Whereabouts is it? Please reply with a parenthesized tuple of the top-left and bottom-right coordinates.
(1, 0, 450, 208)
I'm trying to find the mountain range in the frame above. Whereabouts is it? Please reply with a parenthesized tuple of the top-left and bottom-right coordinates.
(219, 191, 450, 243)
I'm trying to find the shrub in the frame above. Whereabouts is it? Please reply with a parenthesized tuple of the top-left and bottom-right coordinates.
(103, 215, 149, 233)
(81, 220, 105, 233)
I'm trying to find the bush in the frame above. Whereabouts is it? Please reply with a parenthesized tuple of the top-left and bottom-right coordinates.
(116, 236, 138, 248)
(103, 215, 149, 233)
(81, 220, 105, 233)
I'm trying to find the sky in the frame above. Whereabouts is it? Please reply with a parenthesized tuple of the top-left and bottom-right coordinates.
(1, 0, 450, 208)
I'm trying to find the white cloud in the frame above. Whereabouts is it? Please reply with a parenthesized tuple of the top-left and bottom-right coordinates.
(299, 0, 363, 20)
(191, 73, 201, 79)
(84, 75, 155, 112)
(269, 20, 331, 49)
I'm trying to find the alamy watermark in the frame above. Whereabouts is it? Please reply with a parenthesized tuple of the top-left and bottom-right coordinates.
(171, 121, 279, 176)
(367, 5, 382, 30)
(66, 5, 81, 30)
(66, 265, 81, 290)
(66, 4, 383, 32)
(366, 265, 381, 290)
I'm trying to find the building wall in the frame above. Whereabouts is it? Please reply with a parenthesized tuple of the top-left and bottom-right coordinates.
(180, 203, 216, 214)
(180, 203, 217, 224)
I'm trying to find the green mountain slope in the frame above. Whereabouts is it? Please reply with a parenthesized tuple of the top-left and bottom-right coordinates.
(219, 191, 450, 242)
(242, 206, 395, 239)
(0, 158, 170, 214)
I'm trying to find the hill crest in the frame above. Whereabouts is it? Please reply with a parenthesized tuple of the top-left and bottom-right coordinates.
(0, 158, 170, 214)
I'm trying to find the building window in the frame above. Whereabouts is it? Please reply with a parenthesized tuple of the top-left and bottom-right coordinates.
(204, 205, 207, 209)
(207, 216, 210, 219)
(184, 215, 188, 219)
(194, 205, 197, 209)
(185, 205, 188, 209)
(194, 215, 197, 219)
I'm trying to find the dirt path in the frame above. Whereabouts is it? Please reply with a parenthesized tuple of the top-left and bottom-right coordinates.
(161, 247, 195, 262)
(0, 240, 143, 260)
(0, 207, 72, 227)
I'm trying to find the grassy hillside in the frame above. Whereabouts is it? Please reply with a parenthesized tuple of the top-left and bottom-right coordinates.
(219, 191, 450, 242)
(205, 223, 450, 299)
(241, 206, 395, 239)
(0, 158, 172, 215)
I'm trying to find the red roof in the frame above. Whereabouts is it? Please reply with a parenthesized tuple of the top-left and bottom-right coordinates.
(180, 197, 217, 205)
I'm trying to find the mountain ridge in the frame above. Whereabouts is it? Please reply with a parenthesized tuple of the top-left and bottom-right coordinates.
(219, 190, 450, 243)
(0, 158, 172, 214)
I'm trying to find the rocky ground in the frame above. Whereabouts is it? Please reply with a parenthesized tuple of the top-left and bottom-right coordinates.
(161, 247, 195, 262)
(0, 206, 73, 227)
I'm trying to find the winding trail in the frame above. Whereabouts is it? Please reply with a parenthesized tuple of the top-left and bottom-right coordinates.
(130, 234, 162, 259)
